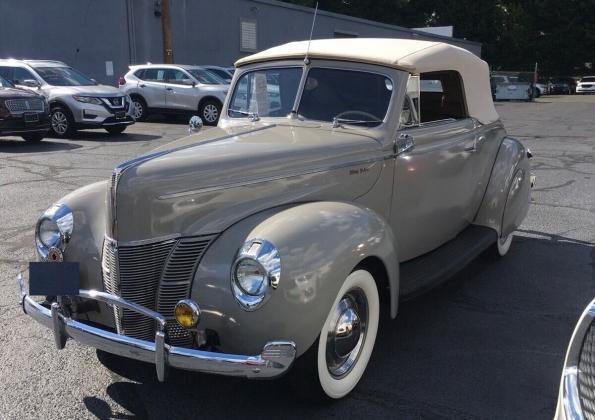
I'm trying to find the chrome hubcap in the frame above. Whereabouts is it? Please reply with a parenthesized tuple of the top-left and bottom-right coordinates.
(51, 111, 68, 135)
(326, 289, 367, 378)
(203, 104, 218, 122)
(132, 101, 143, 119)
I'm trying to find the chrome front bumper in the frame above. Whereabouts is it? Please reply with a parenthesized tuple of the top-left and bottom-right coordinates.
(17, 275, 296, 382)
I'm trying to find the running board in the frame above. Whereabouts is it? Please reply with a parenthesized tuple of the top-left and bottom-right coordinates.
(400, 225, 497, 299)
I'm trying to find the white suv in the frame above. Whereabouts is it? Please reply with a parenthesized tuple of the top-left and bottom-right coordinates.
(576, 76, 595, 94)
(0, 60, 134, 137)
(119, 64, 229, 125)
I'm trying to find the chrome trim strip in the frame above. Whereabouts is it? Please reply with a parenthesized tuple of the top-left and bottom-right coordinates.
(158, 154, 391, 199)
(21, 289, 296, 380)
(558, 298, 595, 420)
(104, 233, 181, 247)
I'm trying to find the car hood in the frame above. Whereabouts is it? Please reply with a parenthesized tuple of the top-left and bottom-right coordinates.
(47, 84, 123, 97)
(0, 87, 44, 98)
(111, 123, 386, 241)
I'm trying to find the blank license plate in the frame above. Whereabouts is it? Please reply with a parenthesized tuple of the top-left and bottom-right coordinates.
(24, 112, 39, 122)
(28, 262, 80, 296)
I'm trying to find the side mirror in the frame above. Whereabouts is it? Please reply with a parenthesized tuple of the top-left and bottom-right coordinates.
(22, 79, 41, 88)
(188, 115, 203, 133)
(182, 79, 196, 87)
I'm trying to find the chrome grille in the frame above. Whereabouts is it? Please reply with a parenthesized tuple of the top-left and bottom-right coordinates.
(101, 235, 214, 346)
(4, 98, 44, 113)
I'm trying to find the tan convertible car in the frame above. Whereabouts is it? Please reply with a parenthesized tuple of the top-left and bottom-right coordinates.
(18, 39, 533, 399)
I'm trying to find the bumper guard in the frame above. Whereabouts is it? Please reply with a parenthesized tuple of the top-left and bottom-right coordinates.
(17, 274, 296, 382)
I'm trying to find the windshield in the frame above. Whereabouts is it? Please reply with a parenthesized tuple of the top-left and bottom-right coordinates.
(35, 66, 97, 86)
(0, 75, 13, 88)
(188, 69, 226, 85)
(581, 76, 595, 82)
(298, 68, 393, 127)
(228, 67, 302, 118)
(207, 68, 232, 82)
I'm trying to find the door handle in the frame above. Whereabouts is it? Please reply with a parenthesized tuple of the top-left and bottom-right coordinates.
(395, 133, 415, 155)
(464, 143, 476, 152)
(165, 87, 173, 91)
(139, 84, 146, 88)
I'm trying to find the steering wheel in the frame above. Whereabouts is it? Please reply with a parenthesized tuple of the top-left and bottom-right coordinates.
(334, 110, 380, 121)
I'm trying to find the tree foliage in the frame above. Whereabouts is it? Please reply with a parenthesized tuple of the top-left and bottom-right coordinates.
(282, 0, 595, 76)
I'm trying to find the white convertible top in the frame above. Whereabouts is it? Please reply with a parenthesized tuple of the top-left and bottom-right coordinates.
(236, 38, 499, 124)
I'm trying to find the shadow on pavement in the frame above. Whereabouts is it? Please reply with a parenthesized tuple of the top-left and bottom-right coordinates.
(0, 138, 82, 152)
(92, 233, 595, 419)
(48, 131, 163, 142)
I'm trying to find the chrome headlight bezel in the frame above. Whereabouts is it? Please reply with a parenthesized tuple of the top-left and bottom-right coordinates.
(72, 95, 102, 105)
(35, 203, 73, 261)
(231, 239, 280, 311)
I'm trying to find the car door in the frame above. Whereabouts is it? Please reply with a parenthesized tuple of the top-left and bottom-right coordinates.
(163, 68, 198, 111)
(391, 72, 479, 262)
(137, 68, 167, 108)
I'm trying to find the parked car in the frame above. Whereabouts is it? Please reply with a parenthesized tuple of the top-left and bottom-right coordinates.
(549, 78, 575, 95)
(119, 64, 229, 125)
(203, 65, 234, 83)
(0, 60, 134, 137)
(576, 76, 595, 94)
(0, 75, 49, 142)
(18, 39, 533, 400)
(491, 74, 533, 100)
(555, 297, 595, 419)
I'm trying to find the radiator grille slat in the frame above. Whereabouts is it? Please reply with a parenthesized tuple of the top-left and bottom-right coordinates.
(4, 98, 44, 113)
(101, 235, 214, 347)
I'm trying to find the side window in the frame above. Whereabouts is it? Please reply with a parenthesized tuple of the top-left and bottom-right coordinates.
(0, 67, 13, 81)
(134, 69, 145, 79)
(165, 69, 191, 84)
(140, 68, 167, 82)
(13, 67, 36, 84)
(419, 71, 467, 123)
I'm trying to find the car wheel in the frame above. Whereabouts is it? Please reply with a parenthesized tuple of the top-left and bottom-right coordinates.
(105, 125, 127, 135)
(50, 106, 74, 137)
(199, 99, 221, 126)
(485, 233, 514, 259)
(292, 269, 379, 400)
(130, 96, 148, 121)
(21, 133, 45, 142)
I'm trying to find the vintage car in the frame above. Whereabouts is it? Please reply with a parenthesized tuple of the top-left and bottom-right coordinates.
(555, 298, 595, 420)
(17, 39, 533, 399)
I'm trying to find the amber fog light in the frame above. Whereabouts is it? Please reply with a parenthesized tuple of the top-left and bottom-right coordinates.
(174, 299, 201, 328)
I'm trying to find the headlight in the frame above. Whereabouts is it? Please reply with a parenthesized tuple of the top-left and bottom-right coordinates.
(35, 203, 73, 262)
(72, 95, 102, 105)
(231, 239, 280, 311)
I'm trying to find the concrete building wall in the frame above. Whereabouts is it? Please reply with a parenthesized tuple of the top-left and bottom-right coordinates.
(0, 0, 482, 85)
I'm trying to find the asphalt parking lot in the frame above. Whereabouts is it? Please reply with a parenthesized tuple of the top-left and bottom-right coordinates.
(0, 96, 594, 419)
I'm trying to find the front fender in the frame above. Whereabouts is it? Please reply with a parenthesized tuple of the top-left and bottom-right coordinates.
(192, 201, 398, 357)
(474, 137, 530, 236)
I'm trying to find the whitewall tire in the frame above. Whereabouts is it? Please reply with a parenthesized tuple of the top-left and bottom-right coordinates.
(296, 269, 380, 399)
(497, 233, 513, 256)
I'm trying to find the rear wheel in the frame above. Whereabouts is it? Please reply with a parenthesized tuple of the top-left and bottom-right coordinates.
(105, 125, 127, 135)
(199, 99, 221, 126)
(22, 133, 45, 142)
(292, 269, 379, 400)
(130, 96, 148, 121)
(50, 106, 74, 137)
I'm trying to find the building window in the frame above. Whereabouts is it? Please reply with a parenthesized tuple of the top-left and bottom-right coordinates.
(240, 19, 257, 52)
(334, 30, 358, 38)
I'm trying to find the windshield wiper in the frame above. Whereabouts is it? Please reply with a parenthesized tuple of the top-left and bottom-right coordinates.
(332, 117, 383, 128)
(228, 108, 260, 122)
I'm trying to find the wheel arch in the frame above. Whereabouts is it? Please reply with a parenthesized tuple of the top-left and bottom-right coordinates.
(473, 136, 530, 237)
(198, 95, 222, 110)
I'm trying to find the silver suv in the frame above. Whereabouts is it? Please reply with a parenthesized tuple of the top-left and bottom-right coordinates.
(0, 60, 134, 137)
(119, 64, 229, 125)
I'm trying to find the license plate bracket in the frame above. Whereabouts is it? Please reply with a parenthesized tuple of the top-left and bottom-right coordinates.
(29, 262, 80, 296)
(24, 112, 39, 123)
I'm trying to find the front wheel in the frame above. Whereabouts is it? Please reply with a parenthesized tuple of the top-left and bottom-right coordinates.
(292, 269, 380, 399)
(50, 106, 74, 137)
(485, 232, 514, 260)
(199, 99, 221, 126)
(105, 125, 127, 135)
